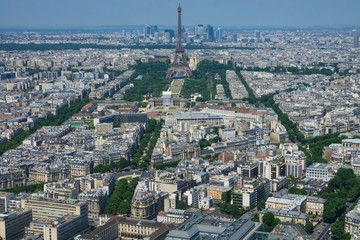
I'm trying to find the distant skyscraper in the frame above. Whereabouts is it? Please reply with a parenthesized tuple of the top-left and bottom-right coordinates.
(164, 32, 171, 43)
(150, 25, 158, 36)
(144, 25, 151, 38)
(215, 27, 222, 42)
(353, 30, 359, 48)
(195, 24, 204, 37)
(154, 32, 160, 43)
(207, 24, 214, 42)
(165, 29, 175, 42)
(255, 31, 261, 40)
(232, 34, 237, 43)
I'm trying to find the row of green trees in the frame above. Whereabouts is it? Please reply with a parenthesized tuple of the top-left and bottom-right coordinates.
(263, 94, 348, 165)
(92, 119, 162, 172)
(304, 135, 347, 165)
(238, 72, 349, 151)
(124, 61, 171, 101)
(241, 66, 334, 76)
(137, 120, 164, 170)
(230, 66, 357, 238)
(0, 97, 90, 155)
(153, 160, 180, 170)
(92, 158, 129, 174)
(317, 168, 360, 240)
(331, 214, 350, 240)
(236, 70, 257, 103)
(127, 119, 157, 168)
(237, 79, 347, 166)
(3, 183, 45, 194)
(104, 177, 139, 214)
(260, 94, 305, 143)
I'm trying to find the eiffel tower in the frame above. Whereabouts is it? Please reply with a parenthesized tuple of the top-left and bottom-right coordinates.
(166, 2, 192, 79)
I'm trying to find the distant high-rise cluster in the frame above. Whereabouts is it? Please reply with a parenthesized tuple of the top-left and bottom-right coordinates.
(194, 24, 217, 42)
(353, 30, 359, 48)
(215, 27, 222, 42)
(144, 25, 158, 39)
(255, 31, 262, 43)
(195, 24, 204, 37)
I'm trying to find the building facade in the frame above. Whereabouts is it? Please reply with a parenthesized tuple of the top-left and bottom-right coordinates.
(0, 209, 32, 240)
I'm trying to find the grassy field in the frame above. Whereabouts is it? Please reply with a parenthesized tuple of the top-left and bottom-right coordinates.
(172, 79, 184, 86)
(169, 87, 181, 94)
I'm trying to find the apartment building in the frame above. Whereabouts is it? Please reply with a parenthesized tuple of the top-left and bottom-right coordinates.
(306, 196, 326, 216)
(21, 197, 89, 240)
(259, 208, 309, 226)
(0, 209, 32, 240)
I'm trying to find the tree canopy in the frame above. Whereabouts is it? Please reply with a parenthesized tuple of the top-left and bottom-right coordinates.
(104, 177, 139, 215)
(317, 168, 360, 240)
(124, 61, 170, 101)
(262, 212, 280, 232)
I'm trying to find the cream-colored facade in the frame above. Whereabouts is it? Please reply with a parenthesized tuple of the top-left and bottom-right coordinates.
(164, 194, 177, 212)
(78, 189, 107, 219)
(305, 197, 326, 216)
(206, 186, 231, 200)
(21, 197, 89, 239)
(0, 168, 26, 190)
(29, 167, 70, 183)
(0, 209, 32, 240)
(70, 162, 91, 178)
(266, 195, 325, 218)
(21, 197, 87, 222)
(259, 210, 309, 226)
(131, 193, 156, 220)
(353, 162, 360, 177)
(345, 203, 360, 235)
(118, 217, 164, 240)
(265, 201, 288, 210)
(43, 180, 80, 200)
(44, 215, 90, 240)
(342, 139, 360, 149)
(265, 195, 307, 213)
(79, 216, 169, 240)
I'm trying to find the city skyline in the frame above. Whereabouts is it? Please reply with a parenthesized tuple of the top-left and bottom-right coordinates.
(0, 0, 359, 28)
(1, 0, 360, 239)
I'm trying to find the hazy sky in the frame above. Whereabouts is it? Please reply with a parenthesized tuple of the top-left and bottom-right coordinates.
(1, 0, 359, 28)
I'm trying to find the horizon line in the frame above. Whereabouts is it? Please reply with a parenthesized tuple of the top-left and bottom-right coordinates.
(0, 24, 359, 31)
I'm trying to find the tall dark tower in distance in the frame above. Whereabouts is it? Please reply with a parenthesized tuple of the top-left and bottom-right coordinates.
(166, 2, 192, 79)
(353, 30, 359, 48)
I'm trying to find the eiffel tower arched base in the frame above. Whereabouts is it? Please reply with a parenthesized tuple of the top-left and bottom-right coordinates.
(166, 64, 192, 79)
